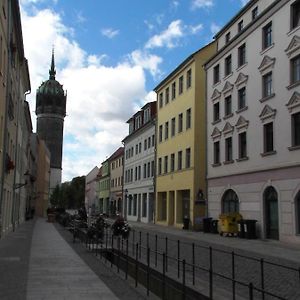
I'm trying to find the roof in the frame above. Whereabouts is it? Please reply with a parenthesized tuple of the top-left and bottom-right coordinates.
(108, 147, 124, 162)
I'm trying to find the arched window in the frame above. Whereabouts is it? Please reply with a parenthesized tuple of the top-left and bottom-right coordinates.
(222, 189, 239, 213)
(264, 186, 279, 240)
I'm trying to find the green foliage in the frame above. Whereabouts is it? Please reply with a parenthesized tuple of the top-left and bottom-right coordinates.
(49, 176, 85, 209)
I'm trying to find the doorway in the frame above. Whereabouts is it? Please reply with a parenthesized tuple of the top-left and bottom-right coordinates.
(264, 186, 279, 240)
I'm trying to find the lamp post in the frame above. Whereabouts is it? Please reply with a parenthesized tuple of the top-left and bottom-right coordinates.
(124, 188, 128, 220)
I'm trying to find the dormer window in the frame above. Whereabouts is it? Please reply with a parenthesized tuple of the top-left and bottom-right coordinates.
(252, 7, 258, 20)
(129, 121, 134, 134)
(144, 107, 151, 123)
(238, 20, 243, 32)
(135, 115, 142, 130)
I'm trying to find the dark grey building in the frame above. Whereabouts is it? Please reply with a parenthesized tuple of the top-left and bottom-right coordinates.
(36, 51, 66, 193)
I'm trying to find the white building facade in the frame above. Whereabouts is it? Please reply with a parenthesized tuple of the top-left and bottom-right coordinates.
(123, 102, 156, 223)
(205, 0, 300, 243)
(85, 166, 99, 214)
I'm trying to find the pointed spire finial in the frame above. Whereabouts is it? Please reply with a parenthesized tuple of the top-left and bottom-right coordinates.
(49, 46, 56, 80)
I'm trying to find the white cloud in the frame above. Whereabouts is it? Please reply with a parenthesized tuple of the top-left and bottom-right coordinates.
(189, 23, 203, 34)
(129, 50, 163, 78)
(191, 0, 213, 10)
(101, 28, 119, 39)
(145, 20, 183, 49)
(20, 6, 153, 181)
(210, 22, 221, 36)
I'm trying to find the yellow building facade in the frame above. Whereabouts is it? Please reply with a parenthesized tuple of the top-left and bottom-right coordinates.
(154, 42, 216, 229)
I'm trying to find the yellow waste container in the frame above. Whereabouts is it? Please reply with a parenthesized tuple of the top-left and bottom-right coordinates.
(218, 213, 242, 237)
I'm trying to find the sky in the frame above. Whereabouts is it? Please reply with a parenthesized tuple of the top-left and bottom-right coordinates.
(19, 0, 250, 182)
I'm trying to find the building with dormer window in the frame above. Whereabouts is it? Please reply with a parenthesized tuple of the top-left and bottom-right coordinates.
(122, 102, 156, 223)
(205, 0, 300, 243)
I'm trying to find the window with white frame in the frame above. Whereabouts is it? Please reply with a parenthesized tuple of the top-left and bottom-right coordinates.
(238, 87, 246, 110)
(225, 137, 233, 162)
(238, 131, 247, 159)
(224, 96, 232, 117)
(213, 102, 220, 122)
(165, 87, 170, 104)
(263, 122, 274, 153)
(238, 43, 246, 67)
(144, 107, 151, 123)
(291, 0, 300, 30)
(179, 75, 183, 94)
(213, 141, 220, 164)
(291, 54, 300, 85)
(135, 115, 142, 129)
(213, 64, 220, 84)
(262, 72, 273, 98)
(186, 69, 192, 88)
(292, 112, 300, 146)
(262, 22, 272, 50)
(225, 55, 232, 76)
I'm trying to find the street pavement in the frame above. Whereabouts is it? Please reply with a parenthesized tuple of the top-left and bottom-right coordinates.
(1, 217, 300, 300)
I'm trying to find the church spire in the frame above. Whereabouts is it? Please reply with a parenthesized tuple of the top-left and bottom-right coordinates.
(49, 48, 56, 80)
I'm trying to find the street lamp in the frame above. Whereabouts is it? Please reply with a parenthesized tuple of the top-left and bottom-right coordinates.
(124, 188, 128, 220)
(13, 170, 36, 190)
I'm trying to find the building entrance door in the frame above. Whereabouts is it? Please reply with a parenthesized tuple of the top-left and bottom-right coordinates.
(264, 186, 279, 240)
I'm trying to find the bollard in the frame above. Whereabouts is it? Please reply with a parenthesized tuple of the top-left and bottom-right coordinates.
(147, 247, 150, 296)
(177, 240, 180, 278)
(182, 259, 186, 300)
(155, 235, 158, 267)
(209, 246, 213, 300)
(192, 243, 195, 285)
(135, 243, 139, 288)
(260, 258, 265, 300)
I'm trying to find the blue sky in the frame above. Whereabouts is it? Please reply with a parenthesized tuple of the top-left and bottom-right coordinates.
(19, 0, 249, 181)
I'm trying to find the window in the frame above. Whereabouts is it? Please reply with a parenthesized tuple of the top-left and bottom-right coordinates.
(238, 43, 246, 67)
(224, 96, 232, 116)
(171, 117, 176, 137)
(214, 141, 220, 164)
(178, 151, 182, 170)
(238, 20, 243, 32)
(238, 87, 246, 110)
(135, 167, 137, 181)
(186, 69, 192, 88)
(152, 135, 155, 147)
(147, 162, 151, 177)
(139, 142, 142, 153)
(225, 137, 233, 162)
(225, 55, 232, 76)
(179, 76, 183, 94)
(159, 125, 163, 142)
(225, 32, 231, 44)
(186, 108, 191, 129)
(148, 136, 151, 148)
(144, 163, 147, 178)
(292, 112, 300, 146)
(291, 0, 300, 29)
(238, 132, 247, 159)
(144, 108, 151, 123)
(158, 158, 162, 175)
(172, 82, 176, 100)
(165, 121, 169, 140)
(252, 6, 258, 20)
(165, 87, 169, 104)
(138, 165, 141, 180)
(262, 72, 273, 98)
(213, 64, 220, 84)
(262, 22, 272, 50)
(222, 189, 239, 213)
(144, 139, 147, 150)
(178, 113, 183, 133)
(151, 161, 154, 177)
(164, 156, 168, 173)
(213, 102, 220, 122)
(159, 93, 163, 108)
(142, 193, 147, 218)
(185, 148, 191, 168)
(291, 55, 300, 84)
(264, 122, 274, 153)
(135, 115, 142, 129)
(171, 153, 175, 172)
(133, 195, 137, 216)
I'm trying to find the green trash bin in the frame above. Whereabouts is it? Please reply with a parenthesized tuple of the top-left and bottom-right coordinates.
(203, 218, 212, 233)
(211, 220, 219, 233)
(237, 220, 245, 238)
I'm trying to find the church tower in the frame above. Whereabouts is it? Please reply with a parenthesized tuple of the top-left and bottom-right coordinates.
(36, 50, 66, 194)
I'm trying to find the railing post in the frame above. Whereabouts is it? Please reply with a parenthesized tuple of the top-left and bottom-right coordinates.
(209, 246, 213, 299)
(147, 232, 149, 250)
(248, 283, 253, 300)
(135, 243, 139, 288)
(139, 231, 142, 259)
(111, 236, 114, 268)
(155, 234, 158, 267)
(132, 230, 135, 256)
(232, 251, 235, 300)
(260, 258, 265, 300)
(177, 240, 180, 278)
(192, 242, 195, 285)
(165, 237, 168, 272)
(182, 259, 186, 300)
(117, 237, 120, 273)
(125, 238, 129, 280)
(162, 253, 166, 300)
(147, 247, 150, 296)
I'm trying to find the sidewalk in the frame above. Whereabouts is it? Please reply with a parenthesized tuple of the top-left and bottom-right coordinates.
(27, 218, 119, 300)
(127, 220, 300, 264)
